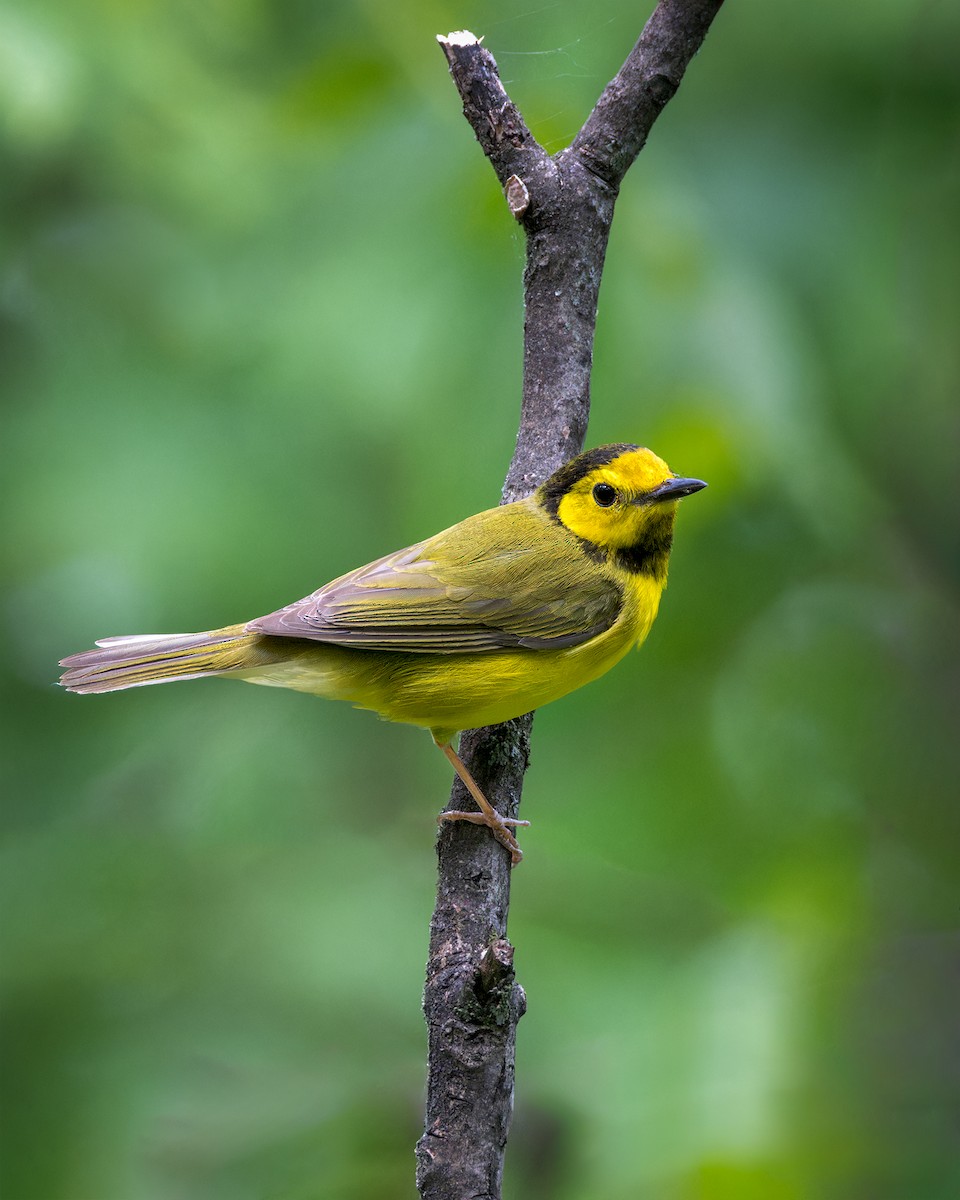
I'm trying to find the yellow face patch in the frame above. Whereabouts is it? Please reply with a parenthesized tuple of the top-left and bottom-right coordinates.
(555, 447, 676, 549)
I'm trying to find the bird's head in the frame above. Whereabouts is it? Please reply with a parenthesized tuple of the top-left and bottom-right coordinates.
(537, 444, 706, 574)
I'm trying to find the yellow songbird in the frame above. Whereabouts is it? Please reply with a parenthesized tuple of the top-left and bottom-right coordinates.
(60, 444, 705, 862)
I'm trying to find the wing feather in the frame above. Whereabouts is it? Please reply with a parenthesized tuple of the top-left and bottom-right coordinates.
(247, 499, 622, 653)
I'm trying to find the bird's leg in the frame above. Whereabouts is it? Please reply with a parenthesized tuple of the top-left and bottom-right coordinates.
(435, 739, 530, 865)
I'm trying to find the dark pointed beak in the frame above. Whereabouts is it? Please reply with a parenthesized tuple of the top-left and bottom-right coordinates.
(638, 476, 708, 505)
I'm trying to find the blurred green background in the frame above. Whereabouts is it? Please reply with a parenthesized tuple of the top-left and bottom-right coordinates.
(2, 1, 958, 1197)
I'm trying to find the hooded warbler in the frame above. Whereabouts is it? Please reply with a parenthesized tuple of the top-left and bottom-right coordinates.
(60, 443, 705, 863)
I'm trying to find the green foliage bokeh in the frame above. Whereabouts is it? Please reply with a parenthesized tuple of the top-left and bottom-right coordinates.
(2, 2, 958, 1197)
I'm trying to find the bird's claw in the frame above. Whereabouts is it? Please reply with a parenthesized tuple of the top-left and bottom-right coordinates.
(438, 809, 531, 864)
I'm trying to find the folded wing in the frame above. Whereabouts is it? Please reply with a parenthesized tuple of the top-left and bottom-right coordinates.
(247, 502, 622, 654)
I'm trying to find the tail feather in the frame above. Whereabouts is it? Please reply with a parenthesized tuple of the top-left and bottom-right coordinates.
(59, 626, 254, 694)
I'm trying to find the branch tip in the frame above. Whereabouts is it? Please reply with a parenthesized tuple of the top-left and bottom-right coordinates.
(437, 30, 482, 48)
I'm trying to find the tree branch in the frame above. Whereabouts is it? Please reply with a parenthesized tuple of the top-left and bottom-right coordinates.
(573, 0, 726, 187)
(417, 5, 724, 1197)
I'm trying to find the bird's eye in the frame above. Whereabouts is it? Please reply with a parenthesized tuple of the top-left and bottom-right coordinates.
(592, 482, 616, 507)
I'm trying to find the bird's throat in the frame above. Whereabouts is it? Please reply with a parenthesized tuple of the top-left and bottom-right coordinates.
(611, 510, 675, 580)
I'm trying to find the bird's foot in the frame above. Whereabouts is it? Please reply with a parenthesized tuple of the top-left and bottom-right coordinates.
(437, 809, 531, 864)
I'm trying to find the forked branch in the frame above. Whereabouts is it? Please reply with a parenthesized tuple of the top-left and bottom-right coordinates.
(416, 5, 724, 1197)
